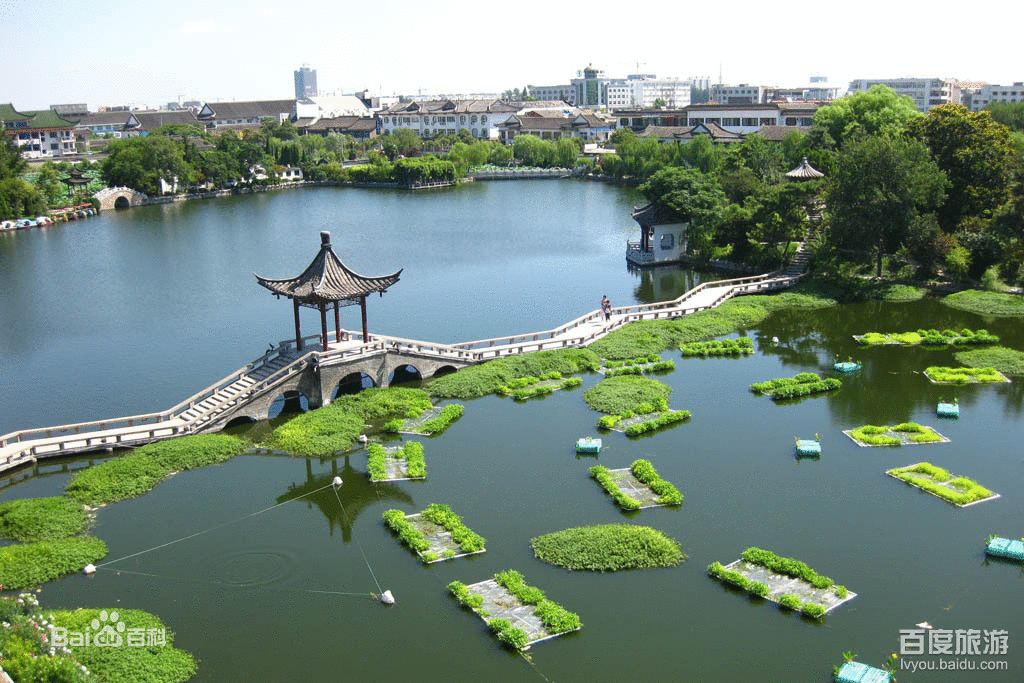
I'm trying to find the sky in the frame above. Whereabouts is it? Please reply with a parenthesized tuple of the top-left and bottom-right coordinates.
(4, 0, 1023, 111)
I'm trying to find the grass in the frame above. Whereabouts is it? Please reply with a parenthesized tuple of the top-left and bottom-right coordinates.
(530, 524, 685, 571)
(750, 372, 840, 400)
(740, 547, 834, 589)
(589, 466, 642, 510)
(858, 328, 999, 346)
(493, 569, 581, 635)
(0, 497, 90, 542)
(623, 410, 691, 435)
(65, 434, 248, 507)
(420, 503, 486, 553)
(630, 459, 683, 504)
(847, 423, 945, 446)
(265, 387, 433, 456)
(427, 349, 600, 399)
(583, 375, 672, 415)
(943, 290, 1024, 317)
(888, 462, 996, 506)
(50, 608, 197, 683)
(366, 441, 426, 481)
(679, 337, 754, 357)
(0, 536, 108, 589)
(954, 347, 1024, 376)
(924, 366, 1007, 384)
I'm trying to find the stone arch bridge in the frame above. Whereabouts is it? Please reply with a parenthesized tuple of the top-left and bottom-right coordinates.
(94, 187, 149, 211)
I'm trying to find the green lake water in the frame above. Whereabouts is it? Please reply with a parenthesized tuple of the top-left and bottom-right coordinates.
(0, 181, 1021, 682)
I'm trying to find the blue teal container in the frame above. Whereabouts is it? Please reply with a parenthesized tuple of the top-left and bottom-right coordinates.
(836, 661, 892, 683)
(986, 537, 1024, 561)
(575, 437, 602, 454)
(937, 402, 959, 418)
(795, 439, 821, 457)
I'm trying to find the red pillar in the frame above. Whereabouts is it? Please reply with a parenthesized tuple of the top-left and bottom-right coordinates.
(360, 295, 369, 343)
(293, 299, 303, 351)
(319, 303, 329, 351)
(334, 301, 341, 342)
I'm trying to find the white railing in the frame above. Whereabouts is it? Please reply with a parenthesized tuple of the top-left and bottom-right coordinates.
(0, 268, 803, 466)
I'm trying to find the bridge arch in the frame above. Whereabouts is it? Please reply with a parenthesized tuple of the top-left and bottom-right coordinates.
(94, 186, 148, 211)
(267, 389, 310, 419)
(334, 372, 377, 397)
(388, 364, 423, 387)
(431, 365, 459, 379)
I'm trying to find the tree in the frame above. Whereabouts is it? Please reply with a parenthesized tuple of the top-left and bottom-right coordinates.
(0, 178, 45, 219)
(34, 163, 65, 206)
(652, 98, 667, 109)
(826, 135, 949, 276)
(726, 133, 784, 185)
(0, 138, 27, 180)
(639, 167, 728, 257)
(554, 138, 582, 168)
(908, 104, 1015, 231)
(985, 102, 1024, 132)
(810, 85, 922, 149)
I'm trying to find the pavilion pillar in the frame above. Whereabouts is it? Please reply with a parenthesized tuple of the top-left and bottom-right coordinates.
(293, 299, 303, 351)
(319, 303, 329, 351)
(360, 295, 369, 343)
(334, 301, 341, 342)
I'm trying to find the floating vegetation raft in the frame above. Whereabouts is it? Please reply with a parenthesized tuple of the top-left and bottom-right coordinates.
(496, 372, 582, 400)
(924, 366, 1010, 384)
(750, 372, 841, 400)
(854, 328, 999, 346)
(887, 462, 999, 507)
(366, 442, 426, 481)
(679, 337, 754, 357)
(942, 290, 1024, 317)
(986, 537, 1024, 561)
(584, 375, 672, 415)
(707, 547, 855, 619)
(836, 661, 892, 683)
(598, 354, 675, 376)
(531, 524, 686, 571)
(449, 570, 581, 650)
(843, 423, 948, 447)
(589, 460, 683, 510)
(383, 504, 485, 563)
(937, 402, 960, 418)
(385, 403, 464, 435)
(575, 437, 602, 454)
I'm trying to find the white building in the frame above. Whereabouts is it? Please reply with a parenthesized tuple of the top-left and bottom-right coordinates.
(710, 84, 766, 104)
(847, 78, 960, 112)
(528, 84, 576, 104)
(968, 83, 1024, 112)
(1, 104, 77, 159)
(607, 75, 691, 109)
(294, 96, 369, 119)
(379, 99, 519, 140)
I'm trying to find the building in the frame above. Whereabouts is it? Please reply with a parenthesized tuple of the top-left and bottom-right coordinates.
(527, 84, 576, 104)
(496, 111, 616, 143)
(607, 74, 691, 109)
(571, 65, 614, 108)
(379, 99, 519, 140)
(0, 103, 78, 158)
(627, 202, 689, 267)
(637, 122, 743, 145)
(296, 116, 377, 140)
(121, 109, 202, 137)
(710, 84, 767, 105)
(967, 82, 1024, 112)
(294, 66, 318, 99)
(294, 96, 369, 119)
(197, 100, 296, 130)
(847, 78, 960, 112)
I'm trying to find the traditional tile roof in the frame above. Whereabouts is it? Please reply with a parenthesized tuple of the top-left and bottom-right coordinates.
(1, 105, 77, 132)
(127, 109, 201, 132)
(382, 99, 518, 115)
(638, 123, 743, 142)
(76, 111, 133, 128)
(786, 157, 824, 179)
(255, 231, 402, 304)
(754, 125, 810, 141)
(198, 99, 296, 122)
(0, 103, 33, 123)
(632, 202, 686, 227)
(303, 116, 376, 133)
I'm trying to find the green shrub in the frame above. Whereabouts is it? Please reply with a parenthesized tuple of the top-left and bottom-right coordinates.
(417, 404, 464, 434)
(623, 410, 691, 436)
(741, 547, 833, 589)
(381, 509, 430, 553)
(0, 536, 108, 589)
(428, 349, 600, 399)
(589, 466, 642, 509)
(421, 503, 485, 553)
(488, 618, 529, 650)
(630, 459, 683, 505)
(0, 497, 89, 542)
(583, 375, 672, 415)
(778, 594, 801, 610)
(801, 602, 826, 619)
(530, 524, 685, 571)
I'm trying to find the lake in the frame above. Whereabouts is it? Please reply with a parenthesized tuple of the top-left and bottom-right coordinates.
(0, 181, 1021, 682)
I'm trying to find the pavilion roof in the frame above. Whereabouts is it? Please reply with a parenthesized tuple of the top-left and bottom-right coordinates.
(785, 157, 824, 179)
(255, 231, 402, 304)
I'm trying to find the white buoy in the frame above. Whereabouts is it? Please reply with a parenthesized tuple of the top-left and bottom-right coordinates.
(358, 434, 369, 444)
(380, 590, 395, 605)
(771, 336, 780, 344)
(83, 564, 96, 575)
(332, 476, 343, 488)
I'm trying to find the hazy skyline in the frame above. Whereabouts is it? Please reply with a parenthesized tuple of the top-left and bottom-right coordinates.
(5, 0, 1023, 111)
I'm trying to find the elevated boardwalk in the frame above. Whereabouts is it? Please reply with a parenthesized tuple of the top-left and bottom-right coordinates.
(0, 270, 800, 470)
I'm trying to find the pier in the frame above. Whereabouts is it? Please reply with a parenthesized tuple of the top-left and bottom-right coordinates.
(0, 270, 799, 471)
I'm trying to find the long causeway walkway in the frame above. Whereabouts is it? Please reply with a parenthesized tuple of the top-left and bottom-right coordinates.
(0, 270, 801, 470)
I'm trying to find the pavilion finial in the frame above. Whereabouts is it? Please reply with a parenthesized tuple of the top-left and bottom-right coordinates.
(320, 231, 331, 246)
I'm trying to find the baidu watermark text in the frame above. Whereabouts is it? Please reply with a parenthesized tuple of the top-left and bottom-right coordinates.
(49, 610, 166, 648)
(899, 627, 1009, 674)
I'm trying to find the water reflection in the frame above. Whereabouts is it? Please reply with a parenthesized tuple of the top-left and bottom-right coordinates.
(277, 454, 412, 542)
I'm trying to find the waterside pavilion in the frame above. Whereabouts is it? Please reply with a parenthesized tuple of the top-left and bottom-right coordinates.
(255, 231, 402, 350)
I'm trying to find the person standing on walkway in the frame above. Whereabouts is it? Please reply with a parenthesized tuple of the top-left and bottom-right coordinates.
(602, 295, 611, 321)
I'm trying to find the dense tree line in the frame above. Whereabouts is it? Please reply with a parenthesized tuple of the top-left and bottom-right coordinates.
(603, 87, 1024, 283)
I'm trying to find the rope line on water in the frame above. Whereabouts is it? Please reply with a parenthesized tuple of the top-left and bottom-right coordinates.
(332, 484, 383, 595)
(96, 482, 336, 568)
(94, 566, 377, 600)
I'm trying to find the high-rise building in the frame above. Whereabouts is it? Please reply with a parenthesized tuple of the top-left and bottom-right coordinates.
(294, 66, 318, 99)
(847, 78, 960, 112)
